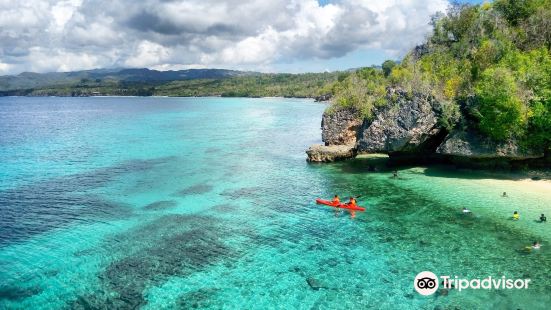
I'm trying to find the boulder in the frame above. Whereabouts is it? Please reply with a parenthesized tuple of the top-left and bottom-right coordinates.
(321, 108, 362, 146)
(306, 144, 357, 162)
(356, 88, 444, 154)
(436, 130, 544, 160)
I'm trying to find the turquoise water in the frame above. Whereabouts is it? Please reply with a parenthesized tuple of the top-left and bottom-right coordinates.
(1, 97, 551, 309)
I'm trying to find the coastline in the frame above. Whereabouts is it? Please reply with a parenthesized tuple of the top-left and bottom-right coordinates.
(0, 94, 328, 101)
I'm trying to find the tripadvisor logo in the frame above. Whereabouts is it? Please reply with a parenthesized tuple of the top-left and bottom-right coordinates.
(414, 271, 439, 296)
(414, 271, 531, 296)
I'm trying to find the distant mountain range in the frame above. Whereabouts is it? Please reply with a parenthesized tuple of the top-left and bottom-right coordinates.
(0, 68, 259, 91)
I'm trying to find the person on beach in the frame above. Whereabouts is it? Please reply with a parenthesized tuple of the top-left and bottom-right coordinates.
(502, 192, 508, 197)
(513, 211, 520, 220)
(540, 214, 547, 222)
(532, 241, 541, 250)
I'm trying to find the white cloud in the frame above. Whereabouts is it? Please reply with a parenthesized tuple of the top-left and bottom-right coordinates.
(124, 41, 172, 68)
(0, 0, 449, 75)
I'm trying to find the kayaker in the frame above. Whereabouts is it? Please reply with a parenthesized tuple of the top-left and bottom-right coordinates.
(540, 214, 547, 222)
(332, 195, 340, 204)
(513, 211, 520, 220)
(347, 197, 357, 219)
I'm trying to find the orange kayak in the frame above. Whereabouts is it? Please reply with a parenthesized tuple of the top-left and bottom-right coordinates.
(315, 198, 366, 211)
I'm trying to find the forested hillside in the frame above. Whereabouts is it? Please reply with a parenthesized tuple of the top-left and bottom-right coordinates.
(329, 0, 551, 150)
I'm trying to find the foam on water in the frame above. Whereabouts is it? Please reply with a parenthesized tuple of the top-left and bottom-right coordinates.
(1, 97, 551, 309)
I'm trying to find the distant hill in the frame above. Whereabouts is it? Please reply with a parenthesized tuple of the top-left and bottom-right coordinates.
(0, 67, 348, 98)
(0, 68, 259, 91)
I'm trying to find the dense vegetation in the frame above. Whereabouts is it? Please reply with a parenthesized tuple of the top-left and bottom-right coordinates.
(330, 0, 551, 150)
(155, 73, 339, 98)
(0, 69, 339, 99)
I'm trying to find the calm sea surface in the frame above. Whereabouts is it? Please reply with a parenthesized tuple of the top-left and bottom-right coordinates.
(1, 97, 551, 309)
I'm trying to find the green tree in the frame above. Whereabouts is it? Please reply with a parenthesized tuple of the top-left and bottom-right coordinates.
(381, 60, 396, 77)
(474, 67, 526, 140)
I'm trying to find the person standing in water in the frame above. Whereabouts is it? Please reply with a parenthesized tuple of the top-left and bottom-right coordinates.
(540, 214, 547, 222)
(393, 170, 398, 178)
(513, 211, 520, 220)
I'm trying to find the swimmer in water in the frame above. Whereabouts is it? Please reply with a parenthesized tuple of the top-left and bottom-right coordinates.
(512, 211, 520, 220)
(462, 207, 472, 214)
(532, 241, 541, 250)
(502, 192, 508, 197)
(540, 214, 547, 223)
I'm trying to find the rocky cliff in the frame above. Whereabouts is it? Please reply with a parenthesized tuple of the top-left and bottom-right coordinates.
(321, 108, 362, 146)
(356, 88, 444, 154)
(436, 130, 544, 160)
(306, 87, 545, 166)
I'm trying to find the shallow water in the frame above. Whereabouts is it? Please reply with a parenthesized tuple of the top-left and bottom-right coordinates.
(1, 97, 551, 309)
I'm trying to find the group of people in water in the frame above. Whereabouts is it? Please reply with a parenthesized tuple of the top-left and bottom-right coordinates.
(327, 171, 547, 252)
(462, 191, 546, 251)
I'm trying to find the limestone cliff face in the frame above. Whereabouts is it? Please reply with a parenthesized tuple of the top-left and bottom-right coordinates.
(306, 86, 545, 165)
(321, 108, 362, 146)
(356, 88, 443, 154)
(436, 130, 544, 159)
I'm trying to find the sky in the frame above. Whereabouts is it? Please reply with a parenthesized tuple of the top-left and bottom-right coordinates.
(0, 0, 484, 75)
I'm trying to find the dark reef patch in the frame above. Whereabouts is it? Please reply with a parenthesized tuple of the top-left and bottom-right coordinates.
(0, 157, 173, 247)
(0, 285, 43, 301)
(174, 184, 213, 196)
(143, 200, 178, 211)
(70, 214, 251, 309)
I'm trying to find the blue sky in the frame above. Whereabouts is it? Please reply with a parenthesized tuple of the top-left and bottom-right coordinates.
(0, 0, 487, 75)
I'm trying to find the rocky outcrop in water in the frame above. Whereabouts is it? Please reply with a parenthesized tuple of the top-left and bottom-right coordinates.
(306, 86, 545, 167)
(314, 93, 332, 102)
(306, 144, 357, 162)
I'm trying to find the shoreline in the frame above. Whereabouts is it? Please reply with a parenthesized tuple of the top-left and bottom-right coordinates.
(0, 94, 329, 101)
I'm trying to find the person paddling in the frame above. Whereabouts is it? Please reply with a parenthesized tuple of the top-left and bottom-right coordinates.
(513, 211, 520, 220)
(332, 195, 340, 205)
(347, 197, 357, 218)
